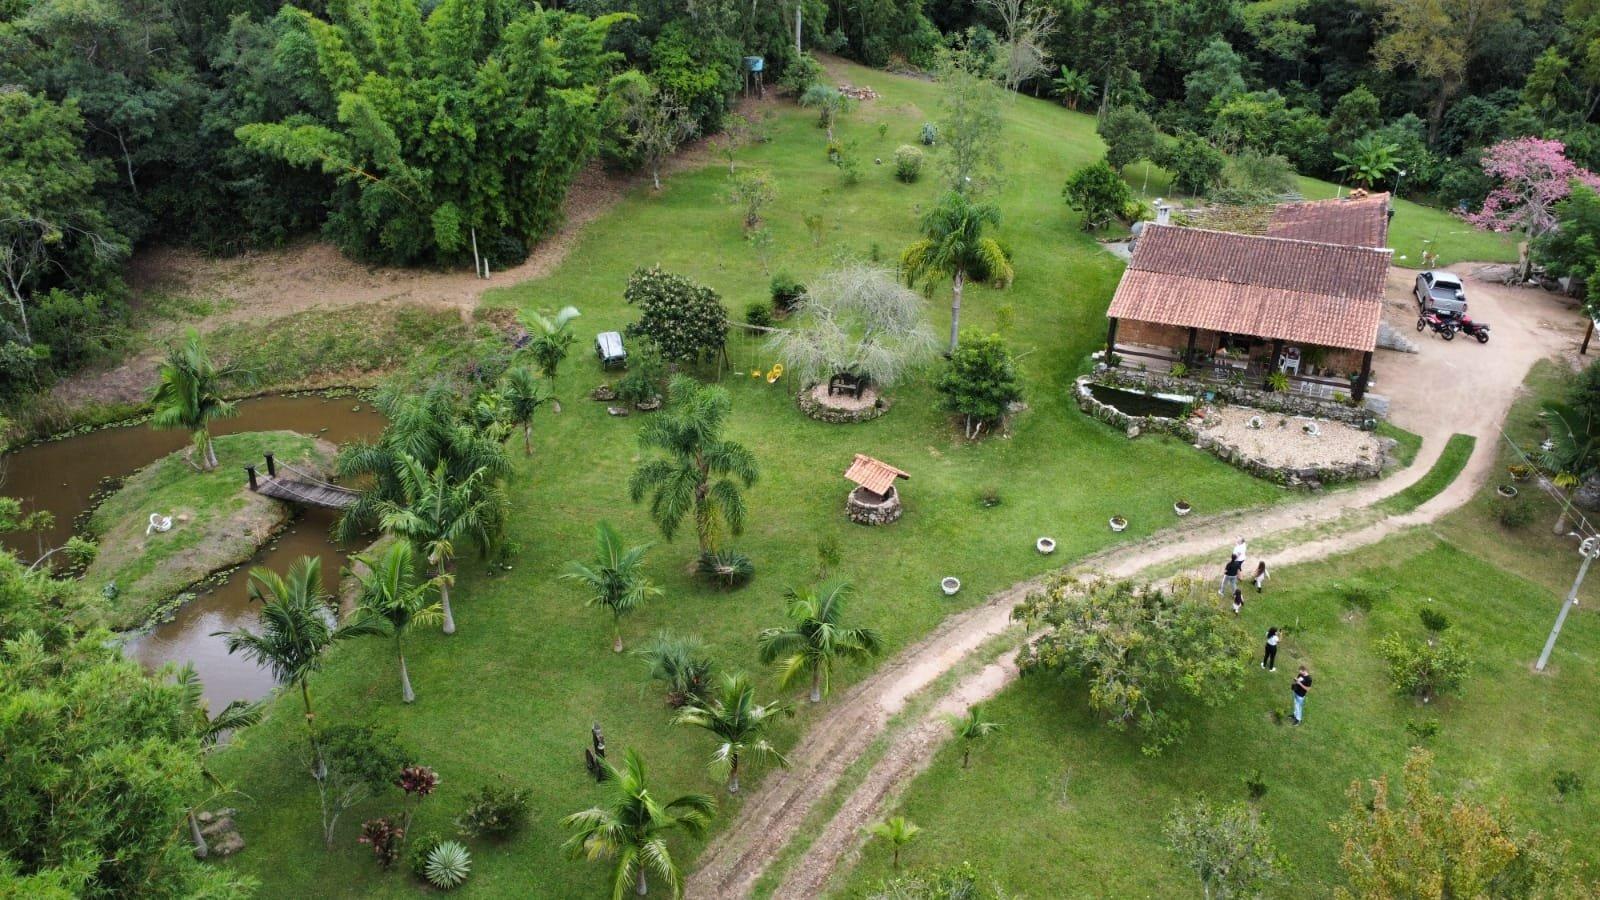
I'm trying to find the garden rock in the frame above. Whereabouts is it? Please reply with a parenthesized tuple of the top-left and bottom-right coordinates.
(590, 385, 617, 401)
(1574, 473, 1600, 511)
(606, 406, 630, 417)
(196, 808, 245, 858)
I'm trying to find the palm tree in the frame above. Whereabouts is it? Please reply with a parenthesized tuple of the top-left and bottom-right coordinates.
(1052, 66, 1093, 111)
(635, 631, 716, 707)
(628, 376, 759, 557)
(499, 366, 549, 454)
(350, 541, 444, 703)
(1333, 134, 1401, 190)
(334, 383, 510, 542)
(673, 672, 793, 794)
(561, 749, 716, 898)
(523, 305, 581, 410)
(901, 191, 1014, 354)
(175, 665, 265, 857)
(150, 329, 247, 470)
(948, 705, 1002, 769)
(866, 816, 921, 871)
(757, 578, 882, 703)
(564, 521, 662, 653)
(377, 453, 506, 635)
(214, 556, 376, 774)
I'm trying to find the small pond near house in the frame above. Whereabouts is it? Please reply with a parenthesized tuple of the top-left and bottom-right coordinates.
(1, 394, 385, 710)
(1086, 383, 1192, 419)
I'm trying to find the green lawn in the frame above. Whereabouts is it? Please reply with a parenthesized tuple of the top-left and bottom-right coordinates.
(1296, 176, 1519, 266)
(206, 59, 1523, 897)
(835, 532, 1600, 896)
(83, 430, 332, 629)
(1376, 432, 1475, 515)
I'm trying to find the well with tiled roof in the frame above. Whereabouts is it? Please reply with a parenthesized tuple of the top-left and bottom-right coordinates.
(1106, 225, 1391, 353)
(1265, 192, 1390, 249)
(844, 454, 909, 497)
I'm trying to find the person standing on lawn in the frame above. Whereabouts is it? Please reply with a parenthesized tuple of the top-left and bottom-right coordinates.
(1291, 666, 1312, 725)
(1262, 627, 1279, 671)
(1220, 554, 1243, 596)
(1232, 589, 1244, 616)
(1253, 560, 1269, 593)
(1233, 538, 1248, 565)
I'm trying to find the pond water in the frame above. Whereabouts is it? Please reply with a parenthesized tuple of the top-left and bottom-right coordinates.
(1, 395, 385, 710)
(1087, 383, 1192, 419)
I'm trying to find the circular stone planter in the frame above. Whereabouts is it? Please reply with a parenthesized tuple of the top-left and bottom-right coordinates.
(941, 576, 961, 595)
(847, 485, 902, 525)
(1174, 502, 1192, 517)
(797, 383, 890, 424)
(1109, 516, 1128, 532)
(1497, 484, 1519, 498)
(1036, 537, 1057, 554)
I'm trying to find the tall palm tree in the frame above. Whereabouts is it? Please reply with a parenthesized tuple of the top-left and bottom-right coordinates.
(499, 366, 549, 455)
(628, 376, 759, 557)
(150, 329, 247, 471)
(948, 705, 1002, 769)
(561, 749, 716, 898)
(564, 521, 662, 653)
(175, 665, 265, 857)
(672, 672, 792, 794)
(350, 541, 444, 703)
(757, 578, 882, 703)
(334, 383, 510, 542)
(523, 305, 581, 411)
(377, 453, 506, 635)
(214, 556, 375, 774)
(866, 816, 921, 871)
(901, 191, 1014, 354)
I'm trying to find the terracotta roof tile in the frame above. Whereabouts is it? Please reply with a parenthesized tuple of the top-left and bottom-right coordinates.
(844, 454, 909, 495)
(1107, 225, 1391, 352)
(1266, 193, 1390, 248)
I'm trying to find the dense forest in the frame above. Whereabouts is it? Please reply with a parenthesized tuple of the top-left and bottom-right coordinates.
(0, 0, 1592, 396)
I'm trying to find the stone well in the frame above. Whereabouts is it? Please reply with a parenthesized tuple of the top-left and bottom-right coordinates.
(847, 485, 902, 525)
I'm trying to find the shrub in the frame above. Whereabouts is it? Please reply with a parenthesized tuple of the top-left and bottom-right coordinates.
(358, 817, 405, 869)
(615, 348, 665, 407)
(1417, 607, 1451, 633)
(424, 840, 472, 890)
(771, 274, 807, 312)
(1063, 159, 1134, 231)
(920, 122, 938, 145)
(1169, 362, 1189, 378)
(1405, 718, 1440, 741)
(833, 141, 862, 185)
(456, 783, 533, 840)
(727, 168, 777, 229)
(636, 631, 716, 706)
(1493, 496, 1534, 529)
(1243, 769, 1268, 801)
(745, 302, 774, 329)
(939, 333, 1023, 439)
(698, 549, 755, 588)
(1338, 579, 1391, 612)
(779, 51, 824, 95)
(1158, 134, 1227, 196)
(1376, 632, 1471, 701)
(978, 486, 1002, 508)
(408, 831, 444, 882)
(1554, 769, 1586, 800)
(893, 145, 924, 183)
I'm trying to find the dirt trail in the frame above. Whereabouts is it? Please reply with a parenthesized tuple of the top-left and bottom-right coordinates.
(688, 269, 1586, 900)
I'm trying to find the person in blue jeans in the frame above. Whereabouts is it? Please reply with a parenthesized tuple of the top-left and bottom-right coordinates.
(1291, 666, 1312, 725)
(1219, 554, 1242, 596)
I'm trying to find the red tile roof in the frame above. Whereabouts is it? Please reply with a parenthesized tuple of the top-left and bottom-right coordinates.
(1266, 192, 1390, 248)
(1107, 225, 1392, 352)
(844, 454, 909, 495)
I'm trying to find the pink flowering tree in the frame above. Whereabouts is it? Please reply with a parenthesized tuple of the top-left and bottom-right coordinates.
(1468, 137, 1600, 279)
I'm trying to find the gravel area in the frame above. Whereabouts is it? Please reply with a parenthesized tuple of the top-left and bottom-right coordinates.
(807, 381, 881, 411)
(1199, 406, 1380, 469)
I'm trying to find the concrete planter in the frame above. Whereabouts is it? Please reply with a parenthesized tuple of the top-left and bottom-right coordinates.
(941, 577, 961, 595)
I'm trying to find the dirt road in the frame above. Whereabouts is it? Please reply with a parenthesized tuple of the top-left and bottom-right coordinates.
(687, 268, 1586, 900)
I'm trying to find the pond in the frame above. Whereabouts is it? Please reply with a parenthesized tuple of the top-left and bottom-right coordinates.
(1087, 383, 1192, 419)
(2, 395, 385, 710)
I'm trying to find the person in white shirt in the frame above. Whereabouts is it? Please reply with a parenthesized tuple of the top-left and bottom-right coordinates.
(1262, 627, 1280, 671)
(1253, 560, 1269, 593)
(1233, 538, 1248, 564)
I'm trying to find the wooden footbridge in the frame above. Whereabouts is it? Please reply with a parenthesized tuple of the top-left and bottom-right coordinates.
(245, 453, 360, 510)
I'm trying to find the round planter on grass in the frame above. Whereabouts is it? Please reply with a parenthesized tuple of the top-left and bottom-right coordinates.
(1496, 484, 1519, 498)
(1036, 537, 1056, 554)
(1174, 501, 1191, 517)
(940, 577, 961, 595)
(1109, 516, 1128, 532)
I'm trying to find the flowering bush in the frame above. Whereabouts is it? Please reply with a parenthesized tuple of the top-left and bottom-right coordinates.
(624, 266, 728, 366)
(1467, 138, 1600, 240)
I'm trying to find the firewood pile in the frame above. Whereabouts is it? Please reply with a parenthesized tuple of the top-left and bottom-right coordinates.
(838, 83, 878, 101)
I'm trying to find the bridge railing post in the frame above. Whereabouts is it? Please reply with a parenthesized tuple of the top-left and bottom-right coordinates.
(264, 452, 276, 477)
(245, 464, 258, 491)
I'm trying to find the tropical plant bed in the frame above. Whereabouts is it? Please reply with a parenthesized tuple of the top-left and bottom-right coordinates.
(81, 430, 337, 630)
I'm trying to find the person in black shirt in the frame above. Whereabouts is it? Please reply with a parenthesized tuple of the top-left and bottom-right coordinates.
(1291, 666, 1312, 725)
(1219, 555, 1243, 596)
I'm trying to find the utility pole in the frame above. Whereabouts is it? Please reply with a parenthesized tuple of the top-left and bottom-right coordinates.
(1537, 536, 1600, 671)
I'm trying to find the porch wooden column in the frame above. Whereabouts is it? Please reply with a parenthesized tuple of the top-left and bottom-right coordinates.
(1105, 316, 1119, 358)
(1583, 320, 1594, 355)
(1183, 327, 1198, 368)
(1265, 339, 1284, 389)
(1353, 351, 1373, 401)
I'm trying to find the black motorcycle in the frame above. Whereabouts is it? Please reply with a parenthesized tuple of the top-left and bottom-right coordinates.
(1417, 312, 1458, 341)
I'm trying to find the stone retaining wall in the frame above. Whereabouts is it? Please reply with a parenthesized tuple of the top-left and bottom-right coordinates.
(1074, 377, 1388, 489)
(1094, 366, 1380, 430)
(796, 386, 891, 424)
